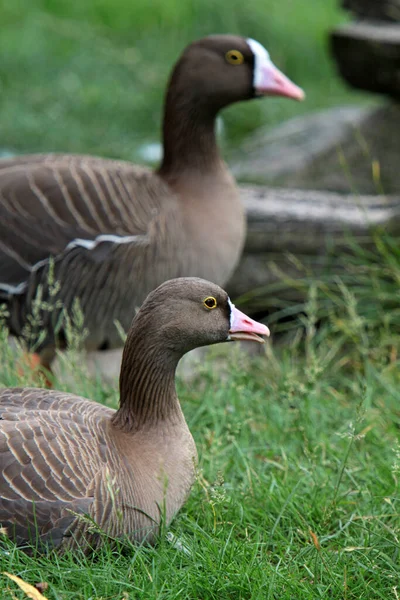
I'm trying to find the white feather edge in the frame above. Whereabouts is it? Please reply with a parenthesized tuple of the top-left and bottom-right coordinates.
(246, 38, 272, 89)
(227, 297, 236, 336)
(0, 233, 148, 295)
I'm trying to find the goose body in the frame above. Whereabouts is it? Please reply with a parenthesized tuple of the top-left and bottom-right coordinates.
(0, 277, 270, 551)
(1, 155, 240, 351)
(0, 387, 196, 549)
(0, 35, 303, 363)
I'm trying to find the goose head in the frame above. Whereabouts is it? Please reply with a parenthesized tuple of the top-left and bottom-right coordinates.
(166, 34, 304, 117)
(116, 277, 269, 430)
(130, 277, 270, 357)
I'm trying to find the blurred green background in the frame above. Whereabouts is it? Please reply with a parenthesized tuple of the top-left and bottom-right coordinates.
(0, 0, 367, 163)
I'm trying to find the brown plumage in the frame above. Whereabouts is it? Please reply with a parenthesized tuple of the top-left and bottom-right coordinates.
(0, 277, 270, 551)
(0, 35, 303, 365)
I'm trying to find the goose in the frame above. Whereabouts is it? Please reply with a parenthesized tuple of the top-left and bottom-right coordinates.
(0, 35, 302, 370)
(0, 277, 270, 551)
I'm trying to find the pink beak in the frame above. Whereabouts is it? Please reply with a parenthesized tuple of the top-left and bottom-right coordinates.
(255, 61, 305, 101)
(247, 38, 305, 102)
(229, 304, 270, 344)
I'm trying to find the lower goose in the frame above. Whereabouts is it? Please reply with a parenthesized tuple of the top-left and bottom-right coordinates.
(0, 277, 269, 551)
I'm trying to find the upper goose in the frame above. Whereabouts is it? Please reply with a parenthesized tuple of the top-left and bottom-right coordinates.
(0, 35, 302, 368)
(0, 277, 270, 551)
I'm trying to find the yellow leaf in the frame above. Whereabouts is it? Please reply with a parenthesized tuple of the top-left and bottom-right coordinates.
(3, 572, 49, 600)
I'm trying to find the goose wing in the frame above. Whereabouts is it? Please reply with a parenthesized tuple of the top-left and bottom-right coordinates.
(0, 154, 166, 296)
(0, 387, 114, 549)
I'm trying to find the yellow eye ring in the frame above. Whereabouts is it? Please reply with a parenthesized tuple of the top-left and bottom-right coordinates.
(225, 50, 244, 65)
(203, 296, 217, 310)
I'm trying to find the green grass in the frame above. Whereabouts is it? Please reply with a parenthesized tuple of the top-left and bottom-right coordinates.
(1, 251, 400, 598)
(0, 0, 367, 163)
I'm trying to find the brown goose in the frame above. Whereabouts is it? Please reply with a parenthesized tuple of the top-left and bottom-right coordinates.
(0, 277, 269, 551)
(0, 35, 302, 368)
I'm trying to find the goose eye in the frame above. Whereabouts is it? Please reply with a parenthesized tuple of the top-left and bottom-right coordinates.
(225, 50, 244, 65)
(203, 296, 217, 310)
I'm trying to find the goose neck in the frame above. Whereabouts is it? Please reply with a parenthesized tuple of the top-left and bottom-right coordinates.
(158, 86, 222, 176)
(112, 329, 181, 433)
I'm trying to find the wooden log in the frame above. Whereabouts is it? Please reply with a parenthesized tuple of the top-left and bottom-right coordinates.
(226, 186, 400, 304)
(330, 22, 400, 97)
(342, 0, 400, 21)
(240, 186, 400, 253)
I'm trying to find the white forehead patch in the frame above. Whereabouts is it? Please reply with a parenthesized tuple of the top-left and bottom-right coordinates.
(247, 38, 272, 89)
(228, 297, 236, 330)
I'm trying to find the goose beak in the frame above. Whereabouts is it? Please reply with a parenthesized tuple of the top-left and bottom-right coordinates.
(254, 60, 305, 101)
(247, 38, 305, 101)
(228, 305, 270, 344)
